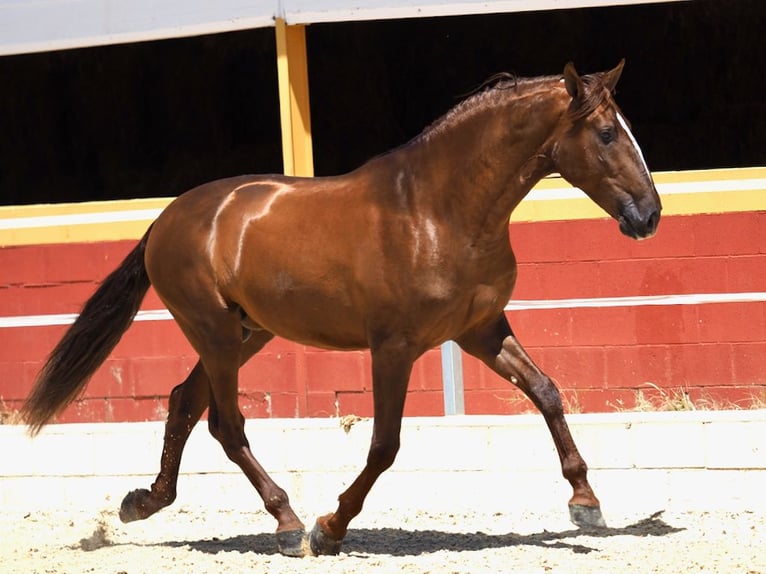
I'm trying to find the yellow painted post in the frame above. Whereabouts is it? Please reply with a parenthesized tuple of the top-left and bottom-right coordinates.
(275, 18, 314, 177)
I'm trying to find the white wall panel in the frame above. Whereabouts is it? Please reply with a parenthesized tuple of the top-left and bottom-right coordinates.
(0, 0, 274, 55)
(0, 0, 683, 56)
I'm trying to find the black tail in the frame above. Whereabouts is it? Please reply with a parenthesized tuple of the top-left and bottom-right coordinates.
(22, 227, 153, 435)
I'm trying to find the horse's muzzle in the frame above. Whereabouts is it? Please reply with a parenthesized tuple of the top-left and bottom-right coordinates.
(617, 201, 660, 240)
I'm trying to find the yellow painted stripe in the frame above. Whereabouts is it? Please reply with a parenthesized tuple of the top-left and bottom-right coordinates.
(0, 197, 173, 246)
(0, 168, 764, 246)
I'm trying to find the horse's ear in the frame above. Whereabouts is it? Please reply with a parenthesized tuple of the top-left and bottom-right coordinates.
(601, 59, 626, 93)
(563, 62, 584, 100)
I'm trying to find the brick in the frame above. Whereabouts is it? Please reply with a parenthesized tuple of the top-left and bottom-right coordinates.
(238, 392, 270, 418)
(560, 218, 630, 261)
(560, 388, 592, 413)
(241, 351, 298, 393)
(142, 287, 165, 310)
(599, 388, 639, 412)
(460, 353, 489, 390)
(105, 397, 168, 423)
(512, 263, 543, 299)
(0, 361, 32, 401)
(0, 245, 46, 285)
(268, 392, 299, 418)
(633, 304, 699, 345)
(55, 398, 106, 424)
(306, 391, 337, 418)
(633, 214, 696, 259)
(130, 356, 193, 397)
(594, 258, 716, 298)
(731, 342, 766, 385)
(0, 282, 99, 316)
(604, 345, 670, 389)
(697, 302, 766, 343)
(0, 325, 63, 362)
(403, 390, 443, 417)
(0, 286, 25, 316)
(261, 337, 303, 355)
(359, 352, 374, 386)
(569, 307, 638, 346)
(85, 357, 135, 399)
(666, 343, 734, 387)
(42, 242, 133, 283)
(336, 391, 374, 418)
(726, 255, 766, 292)
(410, 349, 443, 391)
(536, 346, 607, 389)
(465, 388, 529, 415)
(693, 212, 764, 257)
(111, 322, 194, 358)
(634, 256, 730, 295)
(507, 308, 573, 347)
(511, 220, 573, 263)
(528, 261, 603, 300)
(304, 350, 366, 393)
(513, 218, 649, 264)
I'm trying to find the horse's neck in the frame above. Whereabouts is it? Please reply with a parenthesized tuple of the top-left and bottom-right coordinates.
(405, 85, 564, 238)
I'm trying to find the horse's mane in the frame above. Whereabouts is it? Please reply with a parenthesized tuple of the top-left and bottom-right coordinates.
(416, 70, 611, 142)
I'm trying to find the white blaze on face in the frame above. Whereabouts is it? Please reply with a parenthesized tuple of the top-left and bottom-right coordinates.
(617, 112, 651, 179)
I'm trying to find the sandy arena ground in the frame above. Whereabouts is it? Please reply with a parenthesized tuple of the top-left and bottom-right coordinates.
(2, 503, 764, 573)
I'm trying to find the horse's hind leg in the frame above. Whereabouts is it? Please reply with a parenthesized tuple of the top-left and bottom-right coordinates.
(458, 316, 606, 529)
(182, 315, 306, 556)
(119, 322, 305, 555)
(119, 361, 210, 522)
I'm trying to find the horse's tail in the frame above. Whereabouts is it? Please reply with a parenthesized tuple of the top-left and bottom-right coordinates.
(22, 226, 154, 435)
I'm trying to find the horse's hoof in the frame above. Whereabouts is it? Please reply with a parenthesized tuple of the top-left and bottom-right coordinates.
(276, 529, 308, 558)
(569, 504, 607, 529)
(119, 489, 151, 523)
(309, 520, 343, 556)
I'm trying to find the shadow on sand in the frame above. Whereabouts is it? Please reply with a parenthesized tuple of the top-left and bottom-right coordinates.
(141, 510, 683, 557)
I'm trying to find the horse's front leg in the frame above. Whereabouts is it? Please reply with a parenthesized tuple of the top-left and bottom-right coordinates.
(458, 316, 606, 528)
(310, 339, 416, 555)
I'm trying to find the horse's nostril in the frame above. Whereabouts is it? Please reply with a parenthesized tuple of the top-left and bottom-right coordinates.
(647, 209, 660, 233)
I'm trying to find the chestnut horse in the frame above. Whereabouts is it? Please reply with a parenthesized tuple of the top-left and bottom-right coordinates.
(23, 61, 660, 557)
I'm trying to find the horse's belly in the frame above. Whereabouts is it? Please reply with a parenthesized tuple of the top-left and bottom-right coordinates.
(242, 296, 369, 351)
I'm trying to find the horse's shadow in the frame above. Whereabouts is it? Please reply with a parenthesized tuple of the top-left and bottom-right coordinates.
(160, 511, 683, 557)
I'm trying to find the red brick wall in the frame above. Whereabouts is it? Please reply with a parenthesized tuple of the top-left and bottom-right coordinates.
(1, 211, 764, 422)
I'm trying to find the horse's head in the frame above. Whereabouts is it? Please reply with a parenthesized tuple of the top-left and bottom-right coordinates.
(551, 60, 661, 239)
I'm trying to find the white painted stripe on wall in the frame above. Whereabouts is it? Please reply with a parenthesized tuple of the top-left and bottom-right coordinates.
(0, 309, 174, 329)
(504, 291, 766, 311)
(0, 208, 164, 230)
(1, 293, 764, 329)
(526, 178, 766, 202)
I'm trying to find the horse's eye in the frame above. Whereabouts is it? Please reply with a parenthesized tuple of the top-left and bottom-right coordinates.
(599, 128, 615, 145)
